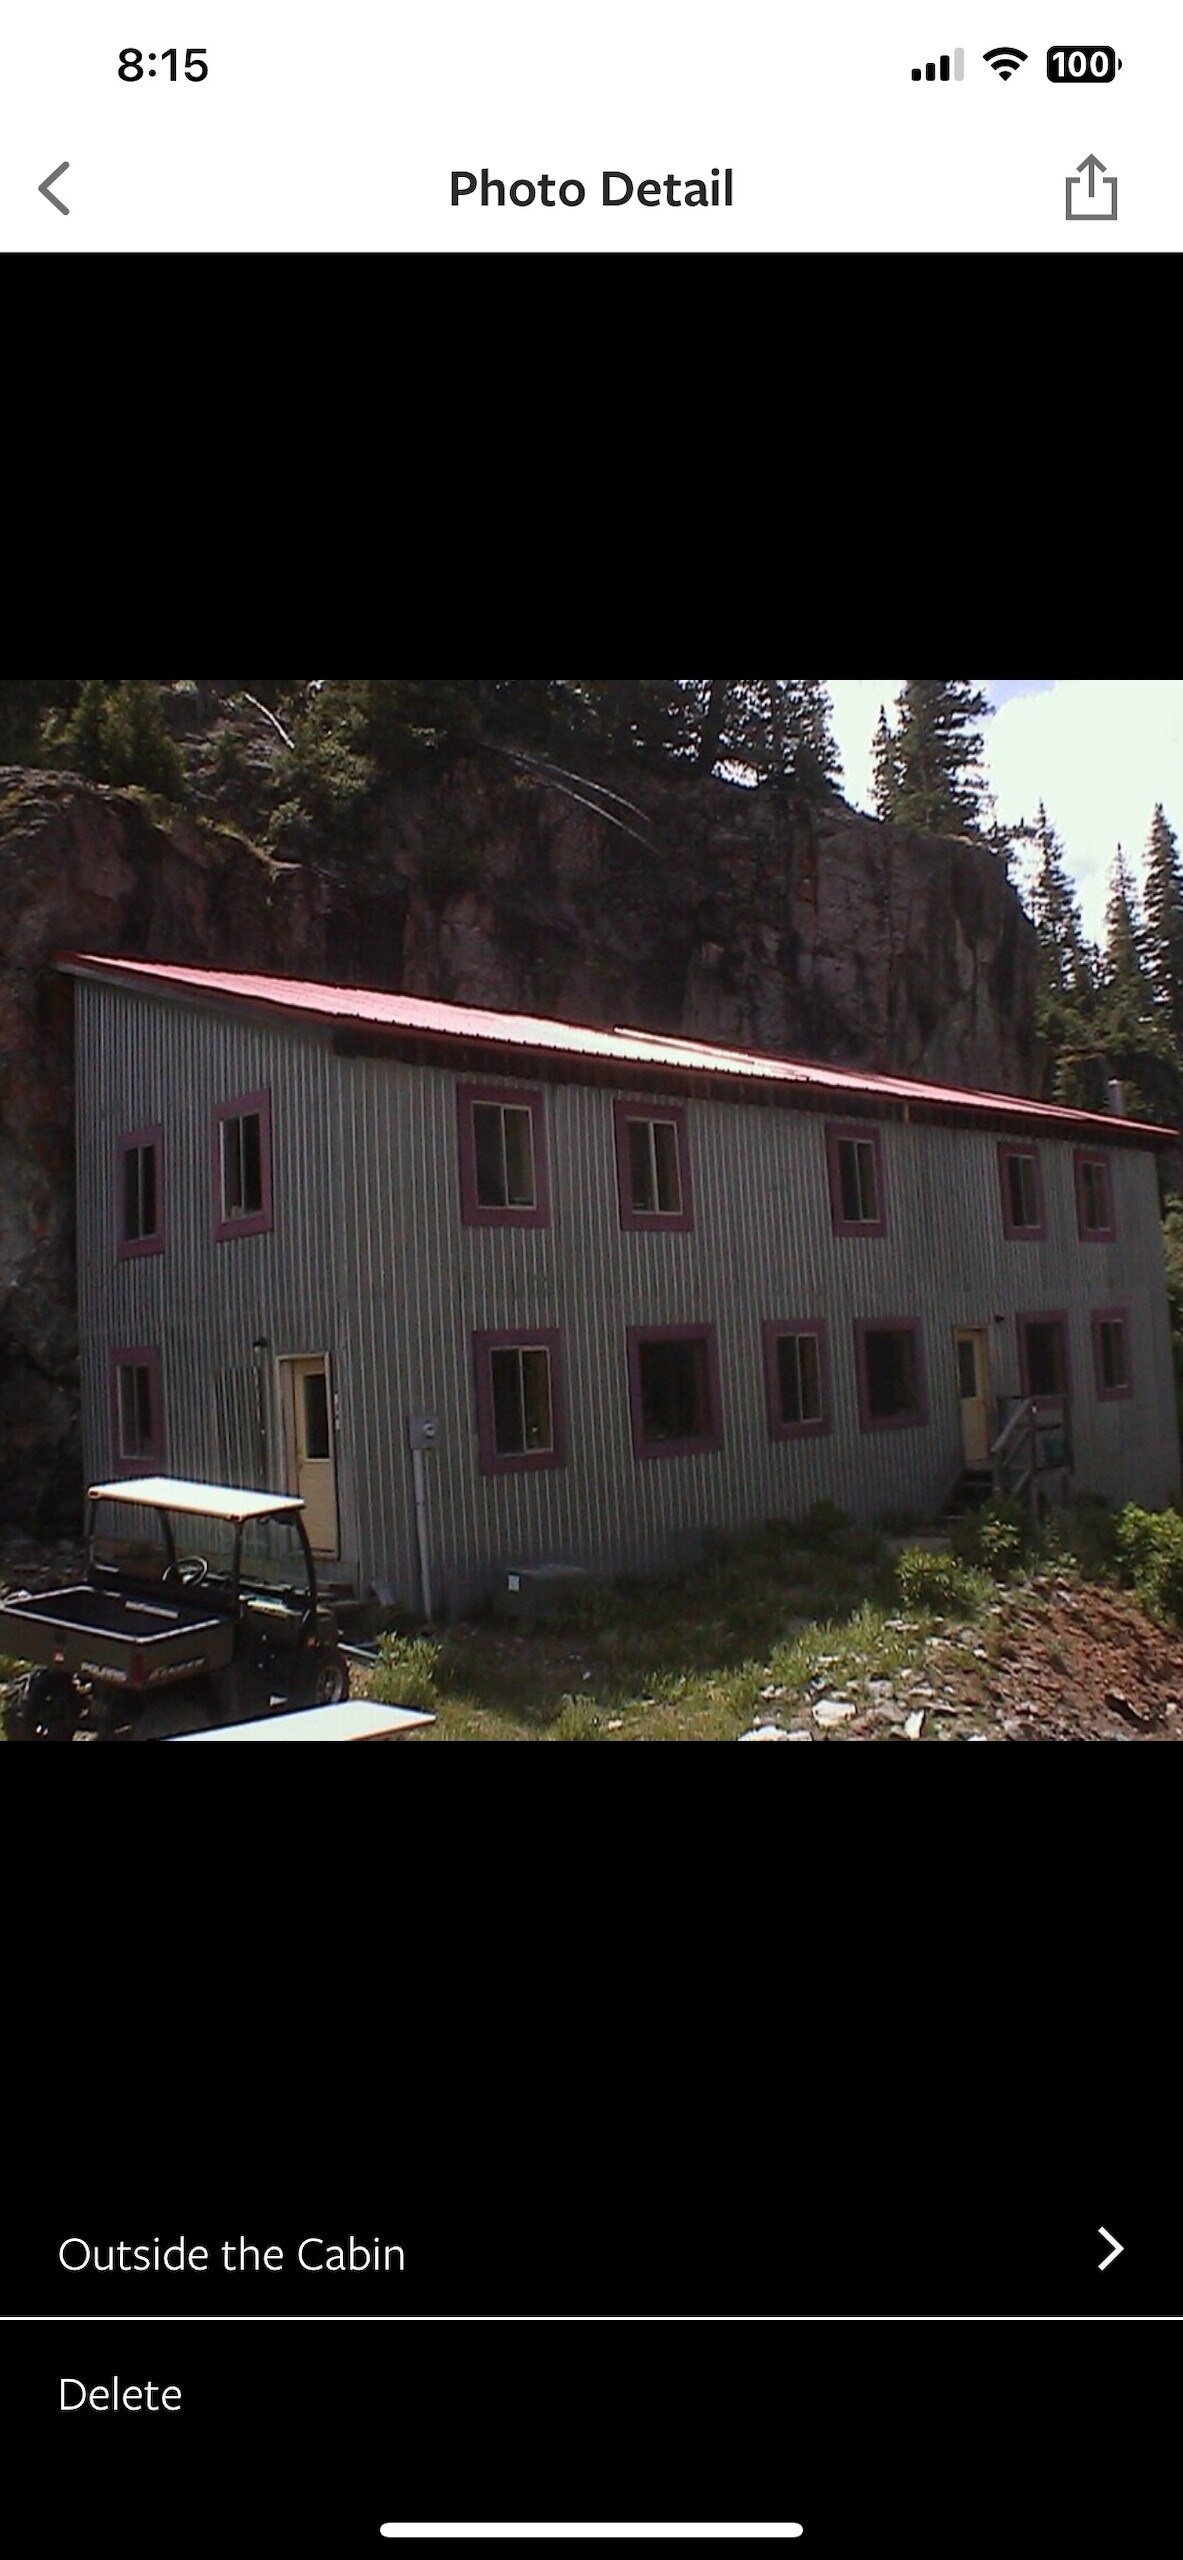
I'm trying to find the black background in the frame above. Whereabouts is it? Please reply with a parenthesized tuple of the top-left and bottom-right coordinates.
(11, 2322, 1179, 2557)
(5, 231, 1179, 2560)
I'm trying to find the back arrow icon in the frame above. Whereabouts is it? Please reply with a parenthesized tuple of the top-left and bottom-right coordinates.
(1098, 2227, 1123, 2270)
(39, 162, 70, 215)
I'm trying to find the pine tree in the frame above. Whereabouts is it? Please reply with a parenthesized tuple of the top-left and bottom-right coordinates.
(871, 705, 898, 821)
(783, 680, 842, 792)
(1092, 844, 1182, 1126)
(1142, 802, 1183, 1044)
(715, 681, 841, 792)
(880, 679, 994, 835)
(1103, 844, 1152, 997)
(1022, 803, 1093, 999)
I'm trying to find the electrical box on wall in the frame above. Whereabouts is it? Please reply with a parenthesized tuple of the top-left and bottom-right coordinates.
(406, 1411, 439, 1450)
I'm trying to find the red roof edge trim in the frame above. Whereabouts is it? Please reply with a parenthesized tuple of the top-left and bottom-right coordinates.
(53, 953, 1180, 1148)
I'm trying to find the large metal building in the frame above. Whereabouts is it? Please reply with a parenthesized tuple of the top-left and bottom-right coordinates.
(59, 953, 1181, 1609)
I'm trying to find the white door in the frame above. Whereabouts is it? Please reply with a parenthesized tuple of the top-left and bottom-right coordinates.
(955, 1330, 991, 1470)
(281, 1355, 339, 1553)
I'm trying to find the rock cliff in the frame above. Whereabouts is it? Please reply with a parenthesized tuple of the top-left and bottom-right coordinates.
(0, 755, 1037, 1531)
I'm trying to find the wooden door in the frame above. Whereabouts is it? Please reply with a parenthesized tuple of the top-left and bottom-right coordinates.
(281, 1355, 339, 1554)
(955, 1329, 991, 1469)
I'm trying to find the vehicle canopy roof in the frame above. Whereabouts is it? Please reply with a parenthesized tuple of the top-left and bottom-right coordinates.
(87, 1476, 305, 1525)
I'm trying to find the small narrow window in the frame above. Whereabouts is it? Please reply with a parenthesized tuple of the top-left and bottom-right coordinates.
(839, 1138, 877, 1224)
(1008, 1155, 1037, 1228)
(764, 1321, 829, 1439)
(302, 1370, 331, 1460)
(627, 1325, 722, 1458)
(999, 1144, 1045, 1240)
(110, 1347, 163, 1470)
(1093, 1311, 1132, 1399)
(613, 1100, 693, 1231)
(222, 1111, 263, 1218)
(458, 1087, 549, 1228)
(213, 1091, 273, 1240)
(827, 1125, 886, 1236)
(856, 1321, 926, 1430)
(1076, 1151, 1116, 1240)
(117, 1125, 164, 1258)
(118, 1364, 153, 1459)
(473, 1328, 565, 1471)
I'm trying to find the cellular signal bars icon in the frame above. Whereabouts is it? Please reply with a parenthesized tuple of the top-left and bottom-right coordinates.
(912, 50, 964, 80)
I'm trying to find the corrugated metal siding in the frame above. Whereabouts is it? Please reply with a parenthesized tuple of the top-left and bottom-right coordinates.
(75, 981, 1182, 1609)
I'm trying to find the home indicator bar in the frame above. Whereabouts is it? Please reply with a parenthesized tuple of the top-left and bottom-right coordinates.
(378, 2533, 806, 2545)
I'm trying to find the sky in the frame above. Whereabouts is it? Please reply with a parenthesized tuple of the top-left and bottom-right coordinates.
(825, 681, 1183, 945)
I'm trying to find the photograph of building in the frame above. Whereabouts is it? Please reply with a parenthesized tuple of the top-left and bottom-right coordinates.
(60, 951, 1180, 1612)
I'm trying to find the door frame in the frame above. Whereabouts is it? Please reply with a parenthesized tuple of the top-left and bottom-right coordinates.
(275, 1349, 340, 1556)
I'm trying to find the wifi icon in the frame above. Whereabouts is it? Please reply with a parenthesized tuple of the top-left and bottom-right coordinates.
(984, 45, 1028, 78)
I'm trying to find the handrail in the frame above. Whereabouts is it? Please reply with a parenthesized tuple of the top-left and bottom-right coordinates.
(990, 1397, 1037, 1463)
(991, 1392, 1072, 1509)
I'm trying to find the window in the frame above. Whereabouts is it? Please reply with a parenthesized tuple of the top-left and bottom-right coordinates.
(302, 1369, 331, 1459)
(1093, 1309, 1132, 1399)
(109, 1347, 163, 1470)
(998, 1143, 1046, 1240)
(855, 1320, 926, 1430)
(457, 1085, 550, 1227)
(117, 1125, 164, 1259)
(613, 1099, 693, 1230)
(1075, 1150, 1116, 1241)
(826, 1124, 886, 1236)
(763, 1320, 830, 1440)
(1018, 1313, 1071, 1400)
(473, 1329, 565, 1472)
(627, 1325, 722, 1458)
(213, 1090, 273, 1240)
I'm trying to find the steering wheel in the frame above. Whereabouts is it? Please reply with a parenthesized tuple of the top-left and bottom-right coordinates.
(164, 1555, 209, 1589)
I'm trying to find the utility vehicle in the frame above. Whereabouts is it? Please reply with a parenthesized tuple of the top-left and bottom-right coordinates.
(0, 1476, 351, 1741)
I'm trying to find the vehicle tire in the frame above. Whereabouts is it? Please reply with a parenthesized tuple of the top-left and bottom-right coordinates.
(310, 1650, 350, 1705)
(1, 1670, 80, 1742)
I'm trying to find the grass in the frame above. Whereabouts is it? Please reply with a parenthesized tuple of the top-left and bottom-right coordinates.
(363, 1523, 998, 1742)
(2, 1498, 1164, 1742)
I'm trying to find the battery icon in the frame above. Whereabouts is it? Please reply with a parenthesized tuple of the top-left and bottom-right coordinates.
(1047, 45, 1122, 80)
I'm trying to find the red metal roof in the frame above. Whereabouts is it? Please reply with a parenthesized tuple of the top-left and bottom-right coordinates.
(56, 952, 1178, 1144)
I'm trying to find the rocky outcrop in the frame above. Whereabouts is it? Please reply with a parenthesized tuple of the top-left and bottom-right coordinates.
(0, 757, 1037, 1531)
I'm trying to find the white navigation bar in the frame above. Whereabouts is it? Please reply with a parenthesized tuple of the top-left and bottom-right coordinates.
(379, 2532, 804, 2544)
